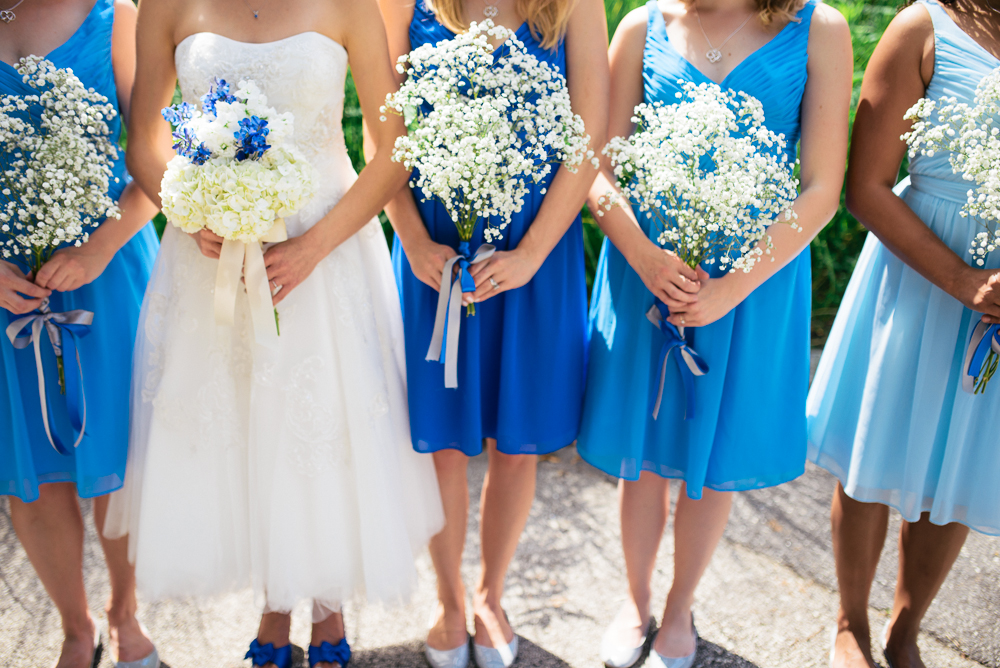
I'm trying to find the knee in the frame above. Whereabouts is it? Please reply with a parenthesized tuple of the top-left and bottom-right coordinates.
(433, 448, 469, 477)
(489, 449, 536, 475)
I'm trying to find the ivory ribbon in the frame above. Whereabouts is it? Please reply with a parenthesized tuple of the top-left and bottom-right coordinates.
(425, 240, 495, 388)
(6, 301, 93, 454)
(647, 300, 708, 420)
(962, 321, 1000, 394)
(214, 218, 287, 350)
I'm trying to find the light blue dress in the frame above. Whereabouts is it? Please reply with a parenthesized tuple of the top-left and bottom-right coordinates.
(808, 0, 1000, 536)
(578, 0, 816, 497)
(0, 0, 159, 502)
(393, 0, 588, 456)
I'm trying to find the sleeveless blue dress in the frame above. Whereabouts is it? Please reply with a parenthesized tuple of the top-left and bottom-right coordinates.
(578, 1, 816, 497)
(0, 0, 159, 503)
(393, 0, 588, 456)
(808, 0, 1000, 536)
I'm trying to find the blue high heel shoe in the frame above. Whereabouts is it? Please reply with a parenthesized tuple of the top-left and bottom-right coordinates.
(308, 638, 351, 667)
(245, 638, 292, 668)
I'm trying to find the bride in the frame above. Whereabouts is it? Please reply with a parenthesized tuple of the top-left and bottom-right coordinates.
(105, 1, 445, 666)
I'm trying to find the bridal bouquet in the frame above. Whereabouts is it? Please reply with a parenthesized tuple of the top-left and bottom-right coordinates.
(382, 19, 595, 388)
(600, 81, 800, 418)
(0, 55, 120, 452)
(160, 78, 319, 346)
(904, 67, 1000, 393)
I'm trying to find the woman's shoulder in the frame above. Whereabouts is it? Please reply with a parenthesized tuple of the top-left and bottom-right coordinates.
(807, 2, 850, 41)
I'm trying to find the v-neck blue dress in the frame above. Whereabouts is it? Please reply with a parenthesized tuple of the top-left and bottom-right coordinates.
(808, 0, 1000, 536)
(0, 0, 159, 502)
(578, 0, 816, 497)
(392, 0, 588, 456)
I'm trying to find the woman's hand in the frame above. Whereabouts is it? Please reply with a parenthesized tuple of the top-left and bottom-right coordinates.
(34, 244, 115, 293)
(952, 266, 1000, 323)
(263, 235, 325, 306)
(628, 241, 701, 312)
(191, 229, 224, 259)
(405, 237, 458, 292)
(467, 247, 545, 304)
(667, 268, 747, 328)
(0, 261, 51, 315)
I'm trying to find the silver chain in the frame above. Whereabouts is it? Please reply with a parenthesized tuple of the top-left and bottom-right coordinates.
(694, 1, 755, 64)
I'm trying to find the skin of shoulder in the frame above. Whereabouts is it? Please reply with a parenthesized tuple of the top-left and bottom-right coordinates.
(806, 2, 852, 74)
(111, 0, 138, 120)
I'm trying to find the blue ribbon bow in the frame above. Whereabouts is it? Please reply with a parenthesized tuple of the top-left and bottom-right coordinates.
(245, 639, 292, 668)
(5, 302, 93, 455)
(962, 322, 1000, 394)
(647, 299, 709, 420)
(308, 639, 352, 668)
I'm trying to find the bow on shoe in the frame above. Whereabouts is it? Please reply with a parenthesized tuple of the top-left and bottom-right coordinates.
(647, 300, 708, 420)
(963, 322, 1000, 394)
(5, 300, 93, 455)
(308, 639, 352, 668)
(425, 240, 495, 388)
(245, 639, 292, 668)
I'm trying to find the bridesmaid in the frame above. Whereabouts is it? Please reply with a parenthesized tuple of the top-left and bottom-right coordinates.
(378, 0, 608, 666)
(0, 1, 160, 667)
(579, 1, 850, 667)
(807, 2, 1000, 667)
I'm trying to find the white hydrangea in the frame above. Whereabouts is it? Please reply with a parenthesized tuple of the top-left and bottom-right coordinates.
(0, 56, 121, 273)
(600, 81, 799, 273)
(383, 19, 595, 244)
(904, 67, 1000, 266)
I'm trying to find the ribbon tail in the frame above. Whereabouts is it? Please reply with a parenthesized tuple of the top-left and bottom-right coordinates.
(215, 239, 245, 328)
(426, 255, 461, 363)
(679, 352, 696, 421)
(651, 344, 670, 420)
(30, 319, 71, 456)
(244, 241, 279, 349)
(443, 278, 465, 389)
(963, 322, 992, 393)
(61, 332, 87, 449)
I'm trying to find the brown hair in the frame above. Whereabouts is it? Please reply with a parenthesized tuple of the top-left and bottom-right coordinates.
(681, 0, 807, 26)
(425, 0, 577, 49)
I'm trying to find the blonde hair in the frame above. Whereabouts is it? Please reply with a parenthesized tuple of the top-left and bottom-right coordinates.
(425, 0, 577, 49)
(682, 0, 806, 26)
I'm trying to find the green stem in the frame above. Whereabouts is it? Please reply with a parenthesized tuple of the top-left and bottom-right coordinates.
(975, 350, 998, 395)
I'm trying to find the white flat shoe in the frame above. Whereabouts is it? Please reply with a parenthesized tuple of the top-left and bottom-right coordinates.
(114, 647, 160, 668)
(473, 634, 518, 668)
(425, 637, 470, 668)
(599, 617, 653, 668)
(646, 615, 698, 668)
(881, 621, 896, 668)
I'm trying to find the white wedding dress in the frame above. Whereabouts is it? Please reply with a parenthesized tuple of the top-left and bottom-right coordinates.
(105, 32, 444, 615)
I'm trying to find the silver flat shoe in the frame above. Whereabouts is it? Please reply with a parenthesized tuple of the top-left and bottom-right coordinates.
(114, 647, 160, 668)
(473, 634, 518, 668)
(425, 637, 470, 668)
(881, 620, 896, 668)
(646, 615, 697, 668)
(599, 617, 653, 668)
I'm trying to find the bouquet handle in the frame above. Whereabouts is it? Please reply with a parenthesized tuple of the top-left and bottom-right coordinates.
(425, 242, 495, 388)
(214, 219, 287, 350)
(963, 321, 1000, 394)
(5, 301, 93, 454)
(646, 300, 708, 420)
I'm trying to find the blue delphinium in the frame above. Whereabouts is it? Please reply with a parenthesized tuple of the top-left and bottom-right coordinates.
(172, 126, 212, 166)
(234, 116, 270, 161)
(201, 77, 237, 116)
(161, 101, 196, 126)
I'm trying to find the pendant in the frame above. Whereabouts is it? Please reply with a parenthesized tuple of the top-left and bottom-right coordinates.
(483, 4, 499, 18)
(253, 10, 259, 18)
(0, 9, 15, 22)
(706, 48, 722, 64)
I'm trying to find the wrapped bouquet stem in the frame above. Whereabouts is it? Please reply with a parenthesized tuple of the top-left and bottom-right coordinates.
(0, 56, 120, 453)
(600, 81, 800, 419)
(383, 19, 595, 388)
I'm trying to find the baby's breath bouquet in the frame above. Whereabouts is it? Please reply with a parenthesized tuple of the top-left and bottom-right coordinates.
(904, 67, 1000, 394)
(160, 78, 319, 347)
(600, 81, 799, 419)
(383, 19, 595, 388)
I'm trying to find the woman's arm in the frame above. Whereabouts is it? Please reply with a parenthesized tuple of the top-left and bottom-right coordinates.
(263, 0, 411, 304)
(668, 4, 853, 328)
(35, 0, 161, 292)
(468, 0, 610, 302)
(842, 4, 1000, 323)
(585, 7, 701, 311)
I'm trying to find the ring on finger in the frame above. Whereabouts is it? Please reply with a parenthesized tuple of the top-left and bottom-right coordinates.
(489, 277, 500, 290)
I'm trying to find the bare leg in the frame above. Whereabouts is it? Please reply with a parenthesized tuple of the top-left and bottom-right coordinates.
(654, 485, 732, 658)
(606, 472, 672, 649)
(255, 612, 291, 667)
(830, 483, 889, 668)
(884, 515, 969, 668)
(310, 610, 347, 668)
(473, 439, 536, 649)
(92, 494, 155, 662)
(426, 448, 471, 651)
(8, 482, 97, 668)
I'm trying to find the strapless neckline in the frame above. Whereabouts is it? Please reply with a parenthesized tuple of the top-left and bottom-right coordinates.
(176, 30, 347, 57)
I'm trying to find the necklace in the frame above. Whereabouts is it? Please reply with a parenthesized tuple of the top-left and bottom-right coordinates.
(240, 0, 265, 19)
(482, 0, 499, 19)
(694, 2, 755, 64)
(1, 0, 26, 23)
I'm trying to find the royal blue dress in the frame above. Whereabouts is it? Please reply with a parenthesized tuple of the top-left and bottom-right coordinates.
(578, 1, 816, 497)
(808, 0, 1000, 536)
(0, 0, 159, 503)
(393, 0, 588, 456)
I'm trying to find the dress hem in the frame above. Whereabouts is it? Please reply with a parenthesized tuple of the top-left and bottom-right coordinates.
(413, 429, 579, 457)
